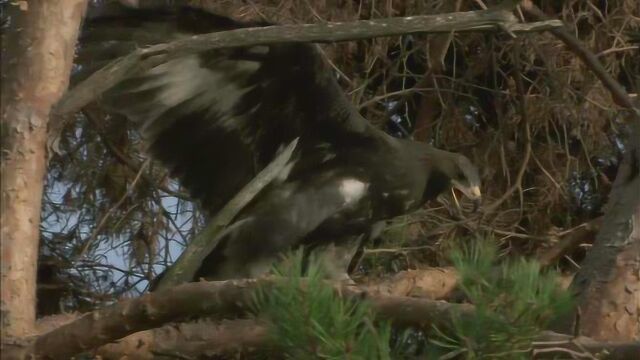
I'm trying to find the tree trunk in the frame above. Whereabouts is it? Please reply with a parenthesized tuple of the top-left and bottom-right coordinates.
(1, 0, 87, 338)
(561, 120, 640, 341)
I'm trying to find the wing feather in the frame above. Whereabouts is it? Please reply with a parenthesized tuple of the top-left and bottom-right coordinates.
(76, 5, 373, 212)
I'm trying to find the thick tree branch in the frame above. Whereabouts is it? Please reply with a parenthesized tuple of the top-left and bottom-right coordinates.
(557, 120, 640, 340)
(360, 267, 459, 299)
(23, 270, 606, 358)
(93, 320, 640, 359)
(30, 314, 640, 359)
(95, 319, 270, 359)
(56, 9, 562, 115)
(30, 278, 473, 358)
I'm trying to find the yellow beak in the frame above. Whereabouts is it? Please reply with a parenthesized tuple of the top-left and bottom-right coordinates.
(452, 181, 482, 212)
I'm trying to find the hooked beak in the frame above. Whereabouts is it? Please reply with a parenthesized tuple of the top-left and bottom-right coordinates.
(452, 182, 482, 212)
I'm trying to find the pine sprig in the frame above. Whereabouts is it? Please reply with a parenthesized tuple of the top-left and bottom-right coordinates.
(430, 239, 573, 359)
(253, 251, 391, 359)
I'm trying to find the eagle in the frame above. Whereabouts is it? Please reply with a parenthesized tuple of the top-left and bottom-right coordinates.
(77, 5, 482, 283)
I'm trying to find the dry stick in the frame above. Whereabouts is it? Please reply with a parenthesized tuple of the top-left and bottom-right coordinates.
(104, 141, 191, 200)
(55, 9, 562, 116)
(536, 217, 602, 268)
(412, 0, 464, 142)
(481, 40, 533, 216)
(532, 331, 640, 360)
(32, 278, 474, 359)
(153, 138, 299, 291)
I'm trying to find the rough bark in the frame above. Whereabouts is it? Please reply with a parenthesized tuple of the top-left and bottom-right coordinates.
(29, 278, 473, 359)
(95, 321, 640, 360)
(95, 319, 270, 359)
(561, 120, 640, 341)
(30, 310, 639, 359)
(1, 0, 87, 338)
(17, 271, 609, 359)
(360, 267, 459, 299)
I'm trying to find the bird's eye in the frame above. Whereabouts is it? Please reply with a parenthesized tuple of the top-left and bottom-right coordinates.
(456, 171, 465, 180)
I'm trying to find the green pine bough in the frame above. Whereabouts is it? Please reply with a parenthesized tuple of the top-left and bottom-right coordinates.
(252, 240, 572, 359)
(252, 251, 392, 359)
(430, 240, 573, 359)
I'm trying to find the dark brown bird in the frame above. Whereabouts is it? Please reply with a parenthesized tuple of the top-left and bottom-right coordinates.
(77, 5, 481, 282)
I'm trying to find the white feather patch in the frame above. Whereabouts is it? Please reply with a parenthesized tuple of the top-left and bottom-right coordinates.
(339, 178, 368, 205)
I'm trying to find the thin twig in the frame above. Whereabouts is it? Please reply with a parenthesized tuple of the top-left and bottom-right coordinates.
(78, 160, 150, 258)
(83, 107, 192, 200)
(521, 1, 640, 118)
(482, 40, 532, 215)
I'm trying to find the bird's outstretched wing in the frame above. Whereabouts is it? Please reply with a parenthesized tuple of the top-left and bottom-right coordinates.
(76, 5, 372, 212)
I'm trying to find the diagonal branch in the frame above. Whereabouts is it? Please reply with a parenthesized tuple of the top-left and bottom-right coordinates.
(152, 138, 298, 291)
(56, 9, 562, 115)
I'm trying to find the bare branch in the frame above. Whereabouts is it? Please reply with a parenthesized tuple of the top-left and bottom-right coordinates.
(556, 121, 640, 340)
(31, 278, 473, 358)
(30, 312, 639, 360)
(95, 319, 270, 359)
(56, 9, 562, 115)
(99, 321, 640, 359)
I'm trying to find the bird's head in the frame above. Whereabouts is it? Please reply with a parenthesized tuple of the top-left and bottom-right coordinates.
(420, 147, 482, 209)
(448, 154, 482, 207)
